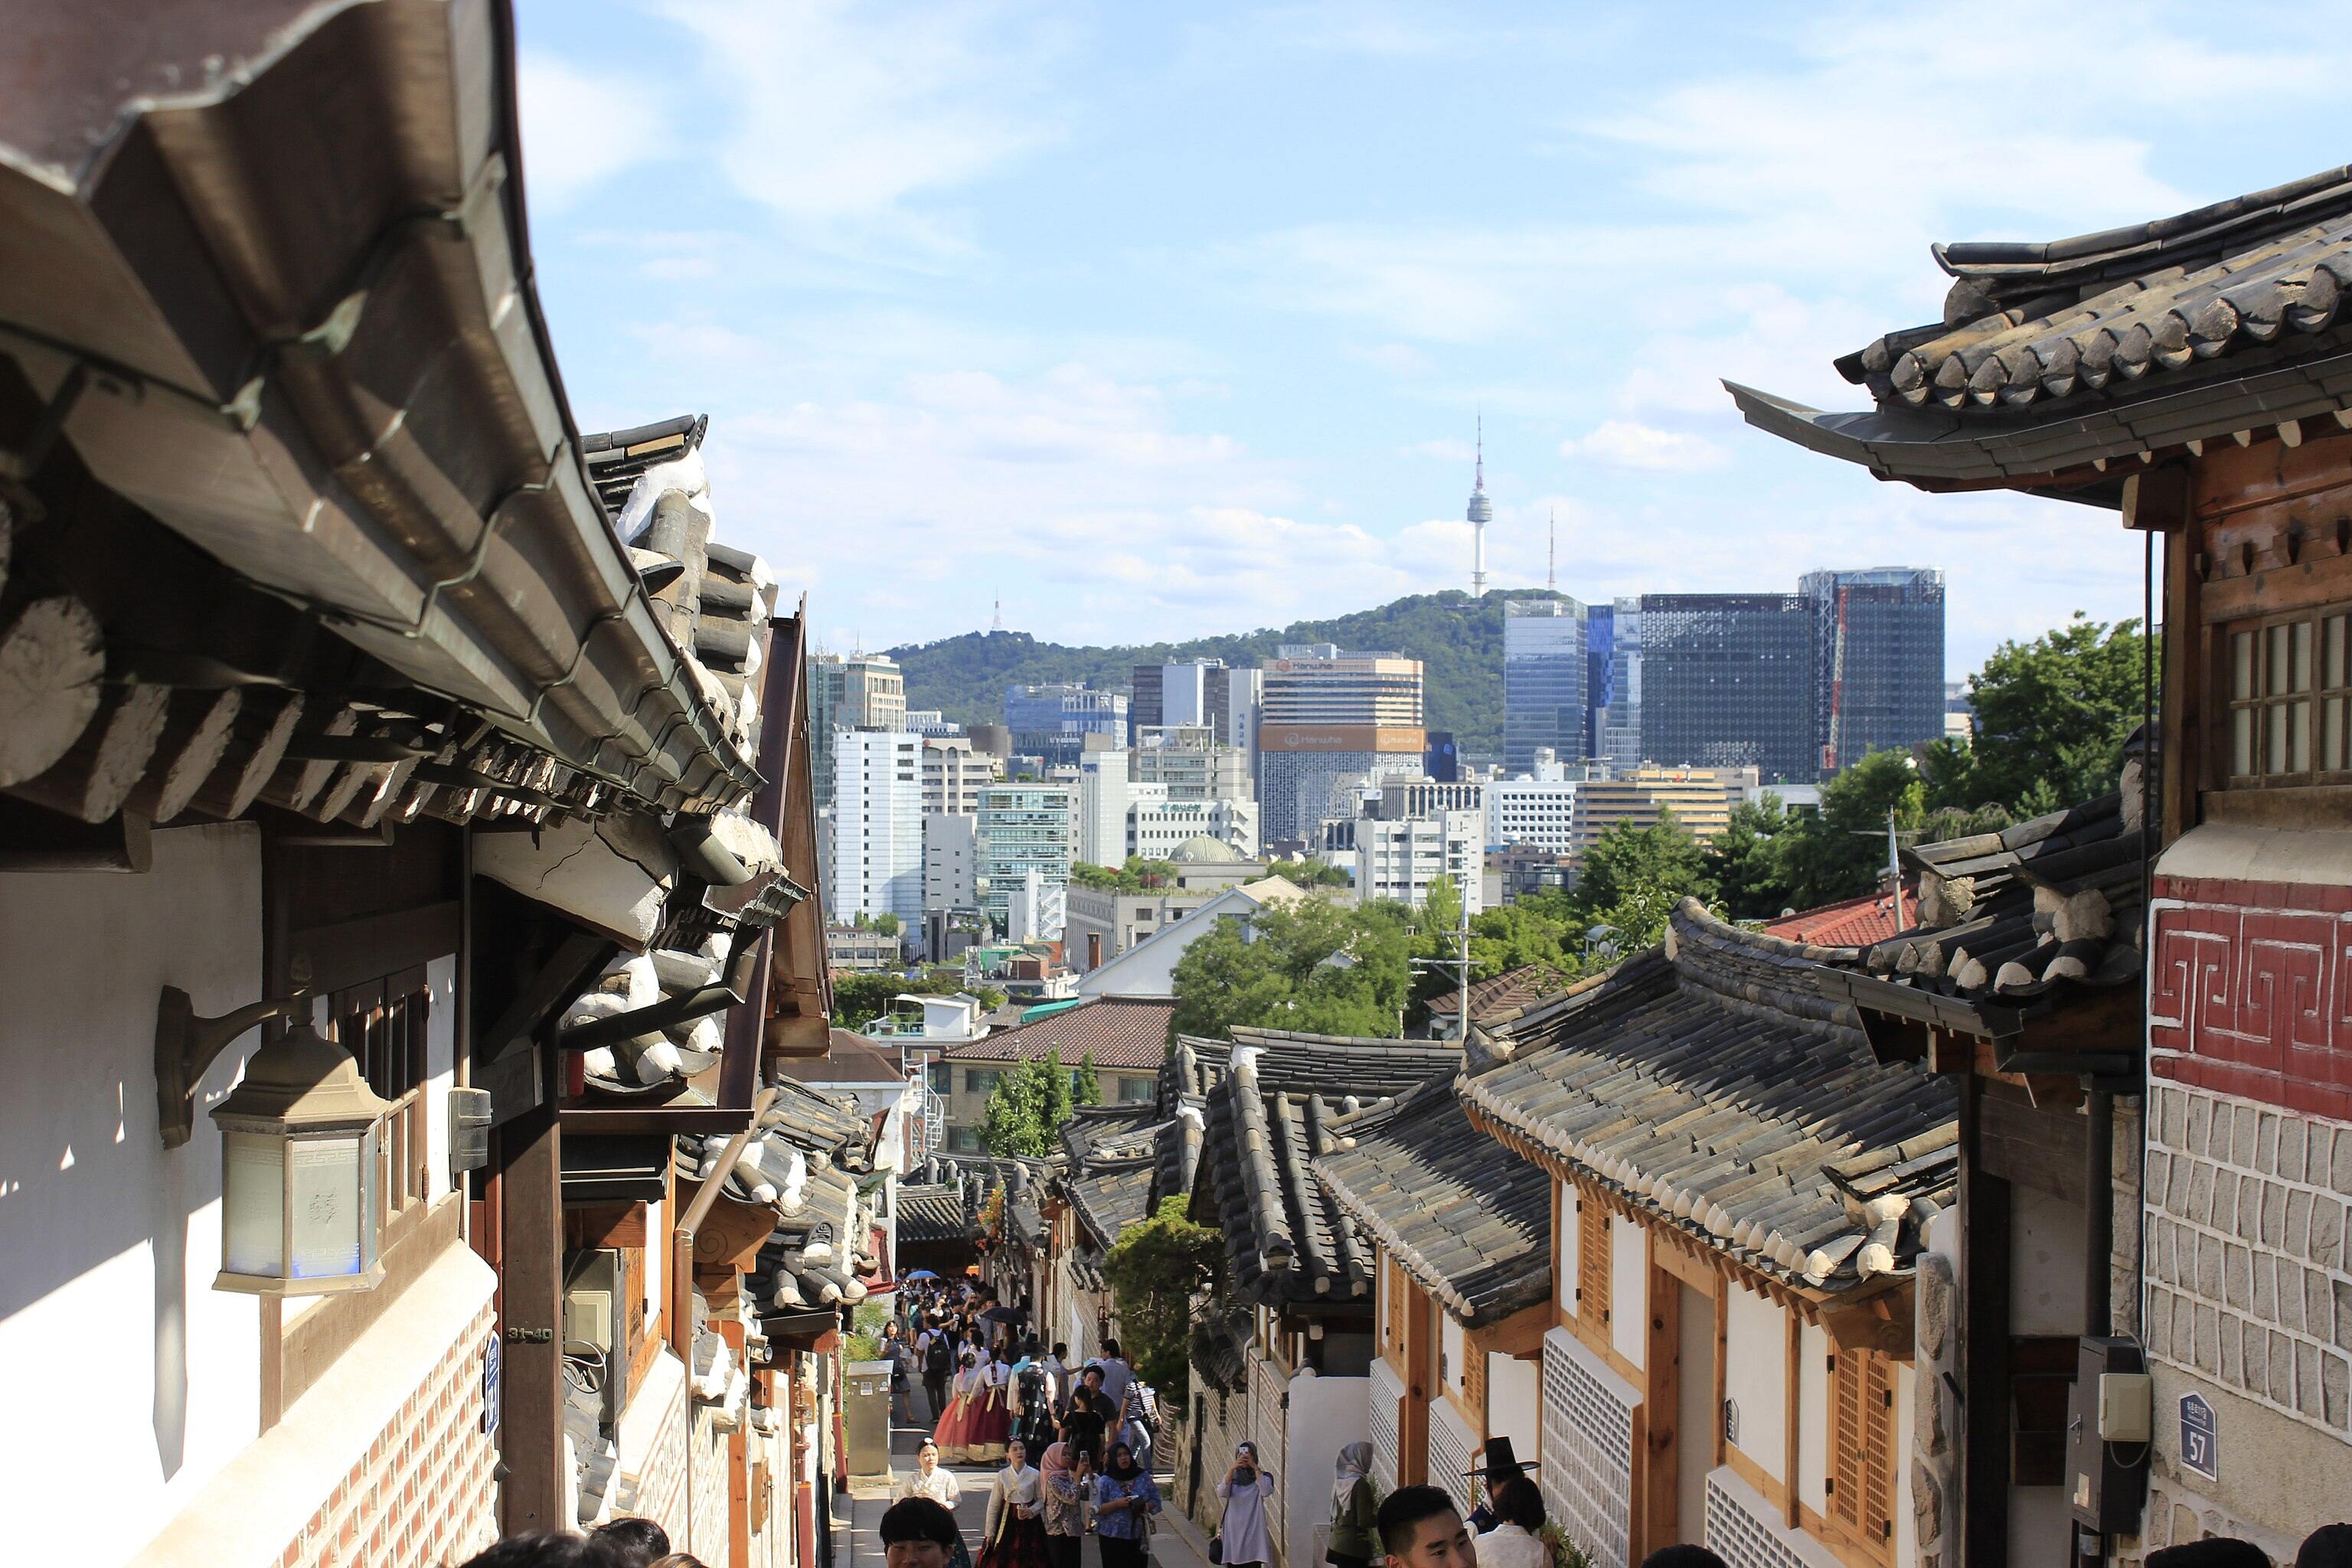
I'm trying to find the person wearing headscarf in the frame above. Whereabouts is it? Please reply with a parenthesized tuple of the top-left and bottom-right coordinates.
(1326, 1442, 1380, 1568)
(978, 1438, 1052, 1568)
(1038, 1439, 1090, 1568)
(1215, 1442, 1275, 1568)
(1093, 1440, 1162, 1568)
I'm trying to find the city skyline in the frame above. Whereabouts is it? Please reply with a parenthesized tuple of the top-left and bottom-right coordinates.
(492, 1, 2339, 678)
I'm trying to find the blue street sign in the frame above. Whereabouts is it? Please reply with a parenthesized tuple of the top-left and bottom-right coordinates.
(2179, 1392, 2216, 1480)
(484, 1331, 502, 1436)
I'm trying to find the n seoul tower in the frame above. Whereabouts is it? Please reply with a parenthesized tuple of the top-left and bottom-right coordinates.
(1467, 416, 1491, 596)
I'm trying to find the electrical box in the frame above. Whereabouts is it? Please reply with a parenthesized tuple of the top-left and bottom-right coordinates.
(562, 1249, 631, 1429)
(2098, 1372, 2152, 1442)
(448, 1087, 492, 1177)
(2066, 1337, 2148, 1534)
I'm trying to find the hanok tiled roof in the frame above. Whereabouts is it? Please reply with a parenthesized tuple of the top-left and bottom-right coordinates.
(1857, 787, 2147, 1006)
(1728, 165, 2352, 498)
(1062, 1105, 1164, 1165)
(1423, 964, 1572, 1031)
(1465, 901, 1956, 1296)
(897, 1183, 979, 1245)
(1187, 1031, 1462, 1307)
(944, 997, 1174, 1070)
(1315, 1078, 1551, 1327)
(1764, 887, 1918, 950)
(1070, 1161, 1156, 1250)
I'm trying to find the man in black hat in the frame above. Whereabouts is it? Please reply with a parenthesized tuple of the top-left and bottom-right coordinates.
(1464, 1438, 1528, 1534)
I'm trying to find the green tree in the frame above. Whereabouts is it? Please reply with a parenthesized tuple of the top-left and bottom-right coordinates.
(1102, 1195, 1223, 1397)
(1041, 1048, 1076, 1129)
(1073, 1050, 1101, 1106)
(1706, 795, 1800, 920)
(1570, 812, 1714, 920)
(980, 1050, 1077, 1158)
(1168, 897, 1411, 1040)
(1768, 749, 1927, 913)
(1936, 613, 2156, 816)
(872, 912, 900, 937)
(829, 970, 998, 1030)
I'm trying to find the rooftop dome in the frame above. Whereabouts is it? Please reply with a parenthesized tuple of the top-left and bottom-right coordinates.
(1169, 834, 1243, 864)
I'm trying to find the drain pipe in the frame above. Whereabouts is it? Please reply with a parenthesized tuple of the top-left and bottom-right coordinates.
(671, 1085, 779, 1548)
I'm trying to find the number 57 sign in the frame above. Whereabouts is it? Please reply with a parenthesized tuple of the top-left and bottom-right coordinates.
(2179, 1393, 2217, 1480)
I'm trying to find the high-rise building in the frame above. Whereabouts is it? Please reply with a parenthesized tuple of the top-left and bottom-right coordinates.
(1223, 665, 1263, 760)
(1584, 602, 1615, 761)
(1132, 659, 1234, 745)
(1488, 776, 1579, 853)
(1800, 567, 1947, 774)
(922, 735, 1003, 818)
(1127, 662, 1162, 743)
(924, 812, 978, 911)
(1570, 765, 1756, 851)
(1638, 594, 1815, 782)
(1133, 726, 1253, 803)
(1600, 597, 1644, 773)
(809, 652, 906, 810)
(1355, 810, 1485, 913)
(975, 782, 1076, 934)
(1504, 597, 1589, 776)
(829, 729, 923, 927)
(1075, 751, 1156, 867)
(1004, 682, 1128, 766)
(1256, 644, 1426, 844)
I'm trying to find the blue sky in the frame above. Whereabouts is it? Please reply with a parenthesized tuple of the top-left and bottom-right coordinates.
(515, 0, 2342, 677)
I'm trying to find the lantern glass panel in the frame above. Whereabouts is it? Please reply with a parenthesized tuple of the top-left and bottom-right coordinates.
(288, 1126, 375, 1279)
(222, 1131, 286, 1277)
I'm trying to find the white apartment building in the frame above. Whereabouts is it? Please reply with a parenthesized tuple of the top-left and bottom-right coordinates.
(1130, 796, 1260, 860)
(924, 811, 978, 910)
(831, 729, 923, 926)
(923, 735, 1003, 817)
(1074, 750, 1149, 867)
(1134, 725, 1254, 802)
(1354, 809, 1486, 914)
(1486, 776, 1579, 854)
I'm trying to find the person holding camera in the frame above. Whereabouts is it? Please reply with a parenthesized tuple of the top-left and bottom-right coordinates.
(1214, 1442, 1275, 1568)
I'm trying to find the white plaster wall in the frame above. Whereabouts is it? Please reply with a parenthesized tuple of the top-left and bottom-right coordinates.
(1895, 1362, 1917, 1568)
(1610, 1217, 1646, 1369)
(1442, 1314, 1467, 1400)
(2011, 1180, 2089, 1337)
(1796, 1322, 1830, 1516)
(1558, 1184, 1576, 1316)
(426, 954, 456, 1204)
(1285, 1371, 1367, 1566)
(1486, 1353, 1540, 1465)
(1723, 1284, 1786, 1483)
(0, 823, 265, 1566)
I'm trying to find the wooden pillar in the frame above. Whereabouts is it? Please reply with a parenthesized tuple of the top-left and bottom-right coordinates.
(1636, 1240, 1681, 1560)
(1960, 1078, 2013, 1568)
(498, 1080, 564, 1534)
(723, 1314, 752, 1568)
(2160, 512, 2202, 848)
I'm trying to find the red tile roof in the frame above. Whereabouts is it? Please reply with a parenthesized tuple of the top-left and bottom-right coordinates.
(943, 997, 1175, 1070)
(1424, 963, 1572, 1027)
(1763, 885, 1918, 949)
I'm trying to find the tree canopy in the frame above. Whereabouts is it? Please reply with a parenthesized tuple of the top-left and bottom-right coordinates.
(829, 970, 1004, 1031)
(1930, 612, 2155, 818)
(1102, 1194, 1223, 1397)
(1070, 857, 1180, 893)
(979, 1049, 1077, 1158)
(1265, 858, 1352, 889)
(1168, 897, 1411, 1040)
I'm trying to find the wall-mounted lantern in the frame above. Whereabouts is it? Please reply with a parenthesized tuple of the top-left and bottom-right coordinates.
(155, 968, 391, 1295)
(212, 1018, 391, 1295)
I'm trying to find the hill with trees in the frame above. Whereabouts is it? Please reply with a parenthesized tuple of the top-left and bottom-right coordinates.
(884, 590, 1578, 755)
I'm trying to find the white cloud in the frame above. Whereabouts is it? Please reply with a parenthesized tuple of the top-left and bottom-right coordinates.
(661, 0, 1068, 247)
(1561, 420, 1727, 472)
(515, 52, 669, 211)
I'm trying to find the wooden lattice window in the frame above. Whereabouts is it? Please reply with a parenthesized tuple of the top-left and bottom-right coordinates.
(332, 965, 431, 1222)
(1577, 1189, 1611, 1329)
(1827, 1345, 1897, 1557)
(2225, 606, 2352, 786)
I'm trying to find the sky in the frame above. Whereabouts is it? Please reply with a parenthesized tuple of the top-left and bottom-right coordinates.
(514, 0, 2349, 678)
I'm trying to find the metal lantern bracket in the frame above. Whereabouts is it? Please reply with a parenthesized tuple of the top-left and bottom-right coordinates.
(155, 985, 306, 1149)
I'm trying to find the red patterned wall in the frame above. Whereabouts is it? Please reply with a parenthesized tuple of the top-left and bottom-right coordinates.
(2149, 875, 2352, 1122)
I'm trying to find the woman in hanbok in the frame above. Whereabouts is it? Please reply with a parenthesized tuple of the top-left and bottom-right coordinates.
(901, 1439, 974, 1568)
(978, 1438, 1050, 1568)
(935, 1351, 983, 1462)
(969, 1348, 1014, 1464)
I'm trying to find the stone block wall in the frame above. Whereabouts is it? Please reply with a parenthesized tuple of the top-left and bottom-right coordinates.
(2142, 1081, 2352, 1432)
(276, 1299, 498, 1568)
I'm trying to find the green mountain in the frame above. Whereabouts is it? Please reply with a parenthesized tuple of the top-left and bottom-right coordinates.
(886, 590, 1578, 756)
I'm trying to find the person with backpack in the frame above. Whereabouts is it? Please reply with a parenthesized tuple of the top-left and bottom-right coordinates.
(922, 1319, 956, 1423)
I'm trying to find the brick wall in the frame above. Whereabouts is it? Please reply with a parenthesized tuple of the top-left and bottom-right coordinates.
(274, 1300, 498, 1568)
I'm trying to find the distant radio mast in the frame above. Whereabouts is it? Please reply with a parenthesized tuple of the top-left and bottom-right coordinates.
(1466, 415, 1491, 597)
(991, 596, 1004, 632)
